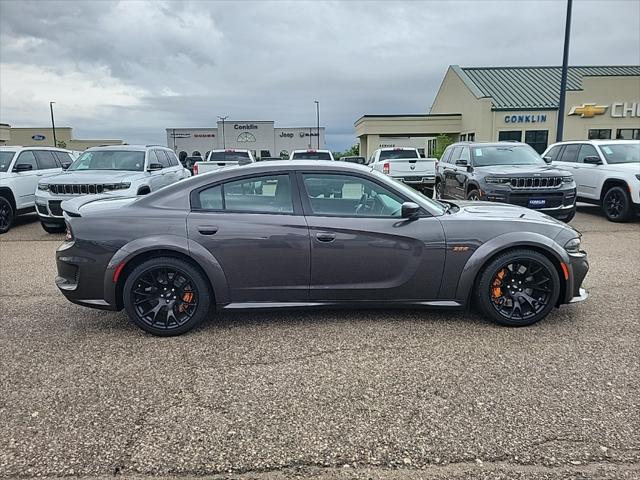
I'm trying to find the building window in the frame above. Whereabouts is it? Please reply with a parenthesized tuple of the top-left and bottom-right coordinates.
(498, 130, 522, 142)
(467, 133, 475, 141)
(616, 128, 640, 140)
(460, 134, 467, 141)
(588, 129, 611, 140)
(524, 130, 548, 154)
(237, 132, 256, 142)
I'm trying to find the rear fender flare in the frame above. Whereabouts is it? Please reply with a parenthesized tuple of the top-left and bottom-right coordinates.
(103, 235, 230, 307)
(455, 231, 573, 304)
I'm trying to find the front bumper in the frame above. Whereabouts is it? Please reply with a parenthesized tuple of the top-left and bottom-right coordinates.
(566, 250, 589, 304)
(482, 186, 577, 218)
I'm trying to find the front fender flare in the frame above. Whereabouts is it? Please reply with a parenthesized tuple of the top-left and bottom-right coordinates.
(455, 231, 573, 304)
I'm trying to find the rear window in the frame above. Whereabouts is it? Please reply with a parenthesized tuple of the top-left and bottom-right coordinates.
(208, 151, 251, 161)
(292, 151, 332, 160)
(0, 151, 15, 172)
(379, 149, 419, 160)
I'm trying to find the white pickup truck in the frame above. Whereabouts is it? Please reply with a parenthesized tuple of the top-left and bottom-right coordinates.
(193, 149, 255, 175)
(368, 147, 436, 193)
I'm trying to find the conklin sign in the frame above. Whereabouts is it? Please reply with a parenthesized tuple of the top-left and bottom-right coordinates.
(504, 114, 547, 124)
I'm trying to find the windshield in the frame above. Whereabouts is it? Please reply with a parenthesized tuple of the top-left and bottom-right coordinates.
(599, 143, 640, 164)
(208, 151, 251, 161)
(69, 150, 145, 171)
(379, 149, 420, 160)
(0, 151, 16, 172)
(471, 145, 545, 167)
(292, 151, 332, 160)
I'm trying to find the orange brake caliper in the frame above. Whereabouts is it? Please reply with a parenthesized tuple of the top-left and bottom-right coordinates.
(179, 290, 194, 312)
(491, 269, 506, 303)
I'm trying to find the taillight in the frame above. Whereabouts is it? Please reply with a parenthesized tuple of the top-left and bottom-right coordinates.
(382, 162, 390, 175)
(193, 164, 199, 175)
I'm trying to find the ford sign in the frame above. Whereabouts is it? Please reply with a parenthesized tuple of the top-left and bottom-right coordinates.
(32, 134, 46, 141)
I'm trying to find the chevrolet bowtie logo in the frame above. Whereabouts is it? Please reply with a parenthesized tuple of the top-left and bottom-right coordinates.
(568, 103, 608, 118)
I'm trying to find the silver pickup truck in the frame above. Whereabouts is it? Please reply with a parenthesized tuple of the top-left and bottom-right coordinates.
(193, 149, 255, 175)
(368, 147, 436, 194)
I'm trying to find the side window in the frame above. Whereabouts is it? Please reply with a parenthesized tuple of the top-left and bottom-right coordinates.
(154, 150, 170, 167)
(459, 147, 470, 161)
(34, 150, 59, 169)
(451, 146, 463, 161)
(53, 151, 73, 165)
(196, 175, 293, 214)
(166, 151, 179, 166)
(440, 147, 453, 163)
(577, 144, 599, 163)
(302, 173, 404, 217)
(15, 150, 38, 171)
(559, 144, 580, 163)
(544, 145, 563, 161)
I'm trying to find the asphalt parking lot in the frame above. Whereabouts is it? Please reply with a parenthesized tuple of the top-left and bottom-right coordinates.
(1, 205, 639, 480)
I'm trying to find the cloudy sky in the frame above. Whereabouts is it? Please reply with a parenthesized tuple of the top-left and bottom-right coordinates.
(1, 0, 639, 151)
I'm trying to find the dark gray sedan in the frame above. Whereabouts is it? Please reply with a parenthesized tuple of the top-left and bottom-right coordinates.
(56, 161, 588, 336)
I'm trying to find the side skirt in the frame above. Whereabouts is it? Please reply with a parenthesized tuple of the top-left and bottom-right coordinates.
(220, 300, 464, 310)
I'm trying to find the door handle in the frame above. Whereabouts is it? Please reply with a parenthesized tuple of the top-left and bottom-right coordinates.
(197, 226, 218, 235)
(316, 232, 336, 242)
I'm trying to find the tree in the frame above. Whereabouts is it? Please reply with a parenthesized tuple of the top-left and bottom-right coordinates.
(332, 144, 359, 160)
(433, 133, 454, 159)
(56, 140, 67, 149)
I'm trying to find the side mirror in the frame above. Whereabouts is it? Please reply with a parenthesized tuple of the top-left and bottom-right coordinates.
(583, 156, 602, 165)
(61, 162, 72, 170)
(455, 159, 469, 167)
(147, 163, 163, 171)
(13, 163, 33, 172)
(543, 156, 553, 164)
(401, 202, 420, 219)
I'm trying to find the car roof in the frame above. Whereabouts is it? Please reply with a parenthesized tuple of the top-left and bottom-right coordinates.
(0, 146, 72, 152)
(84, 144, 170, 152)
(456, 141, 530, 148)
(548, 139, 639, 146)
(291, 149, 331, 153)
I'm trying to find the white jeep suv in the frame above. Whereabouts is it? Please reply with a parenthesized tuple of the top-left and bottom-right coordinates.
(543, 140, 639, 222)
(0, 146, 76, 234)
(35, 145, 190, 233)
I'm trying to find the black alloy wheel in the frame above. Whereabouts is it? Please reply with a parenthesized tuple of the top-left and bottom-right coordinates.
(602, 186, 631, 222)
(123, 257, 210, 336)
(467, 189, 481, 201)
(476, 249, 560, 326)
(0, 197, 14, 234)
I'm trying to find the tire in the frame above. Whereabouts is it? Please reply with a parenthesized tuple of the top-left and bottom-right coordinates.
(475, 249, 560, 327)
(123, 256, 211, 336)
(602, 186, 632, 222)
(434, 181, 443, 199)
(41, 221, 66, 234)
(0, 196, 14, 234)
(466, 189, 480, 201)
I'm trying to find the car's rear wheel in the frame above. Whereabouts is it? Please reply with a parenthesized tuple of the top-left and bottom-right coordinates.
(602, 186, 631, 222)
(475, 249, 560, 326)
(467, 189, 480, 201)
(0, 197, 14, 234)
(123, 257, 211, 336)
(40, 222, 66, 234)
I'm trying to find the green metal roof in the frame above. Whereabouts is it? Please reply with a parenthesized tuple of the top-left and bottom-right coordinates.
(455, 65, 640, 110)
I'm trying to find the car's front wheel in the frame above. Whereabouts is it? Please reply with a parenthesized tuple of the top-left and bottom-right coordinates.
(123, 257, 211, 336)
(0, 197, 14, 234)
(434, 181, 443, 199)
(467, 189, 481, 201)
(475, 249, 560, 326)
(602, 186, 632, 222)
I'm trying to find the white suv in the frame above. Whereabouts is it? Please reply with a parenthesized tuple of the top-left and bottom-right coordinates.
(35, 145, 190, 233)
(289, 149, 335, 161)
(0, 146, 76, 233)
(543, 140, 640, 222)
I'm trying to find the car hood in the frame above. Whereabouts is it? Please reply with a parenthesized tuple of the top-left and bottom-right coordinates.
(45, 170, 145, 184)
(602, 162, 640, 174)
(475, 164, 570, 176)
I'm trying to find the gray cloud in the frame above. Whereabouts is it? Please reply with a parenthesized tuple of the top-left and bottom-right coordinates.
(1, 0, 639, 150)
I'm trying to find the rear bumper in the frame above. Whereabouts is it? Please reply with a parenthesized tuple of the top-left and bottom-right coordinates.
(393, 175, 435, 187)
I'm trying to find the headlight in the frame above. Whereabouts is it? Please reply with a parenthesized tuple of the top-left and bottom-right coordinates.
(485, 177, 510, 184)
(562, 176, 574, 183)
(102, 182, 131, 191)
(38, 183, 49, 191)
(635, 174, 640, 181)
(564, 237, 581, 253)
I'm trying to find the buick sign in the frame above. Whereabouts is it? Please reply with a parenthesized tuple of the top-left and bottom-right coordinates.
(32, 134, 46, 141)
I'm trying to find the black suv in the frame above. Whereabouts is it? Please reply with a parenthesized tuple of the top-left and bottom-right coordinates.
(435, 142, 577, 222)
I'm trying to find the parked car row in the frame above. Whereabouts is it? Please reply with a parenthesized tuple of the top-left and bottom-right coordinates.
(0, 144, 190, 233)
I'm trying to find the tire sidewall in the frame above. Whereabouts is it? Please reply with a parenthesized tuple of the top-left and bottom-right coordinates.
(467, 189, 480, 201)
(0, 197, 14, 234)
(603, 186, 631, 222)
(123, 257, 211, 336)
(476, 249, 561, 327)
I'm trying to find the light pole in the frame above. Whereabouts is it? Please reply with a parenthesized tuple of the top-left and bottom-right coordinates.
(556, 0, 573, 142)
(49, 101, 57, 147)
(218, 115, 228, 149)
(314, 100, 320, 149)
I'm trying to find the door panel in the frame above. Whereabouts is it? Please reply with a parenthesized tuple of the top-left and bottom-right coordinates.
(12, 150, 40, 208)
(575, 144, 602, 198)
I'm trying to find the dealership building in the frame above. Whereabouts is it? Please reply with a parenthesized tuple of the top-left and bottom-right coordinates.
(166, 120, 325, 160)
(356, 65, 640, 158)
(0, 124, 123, 150)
